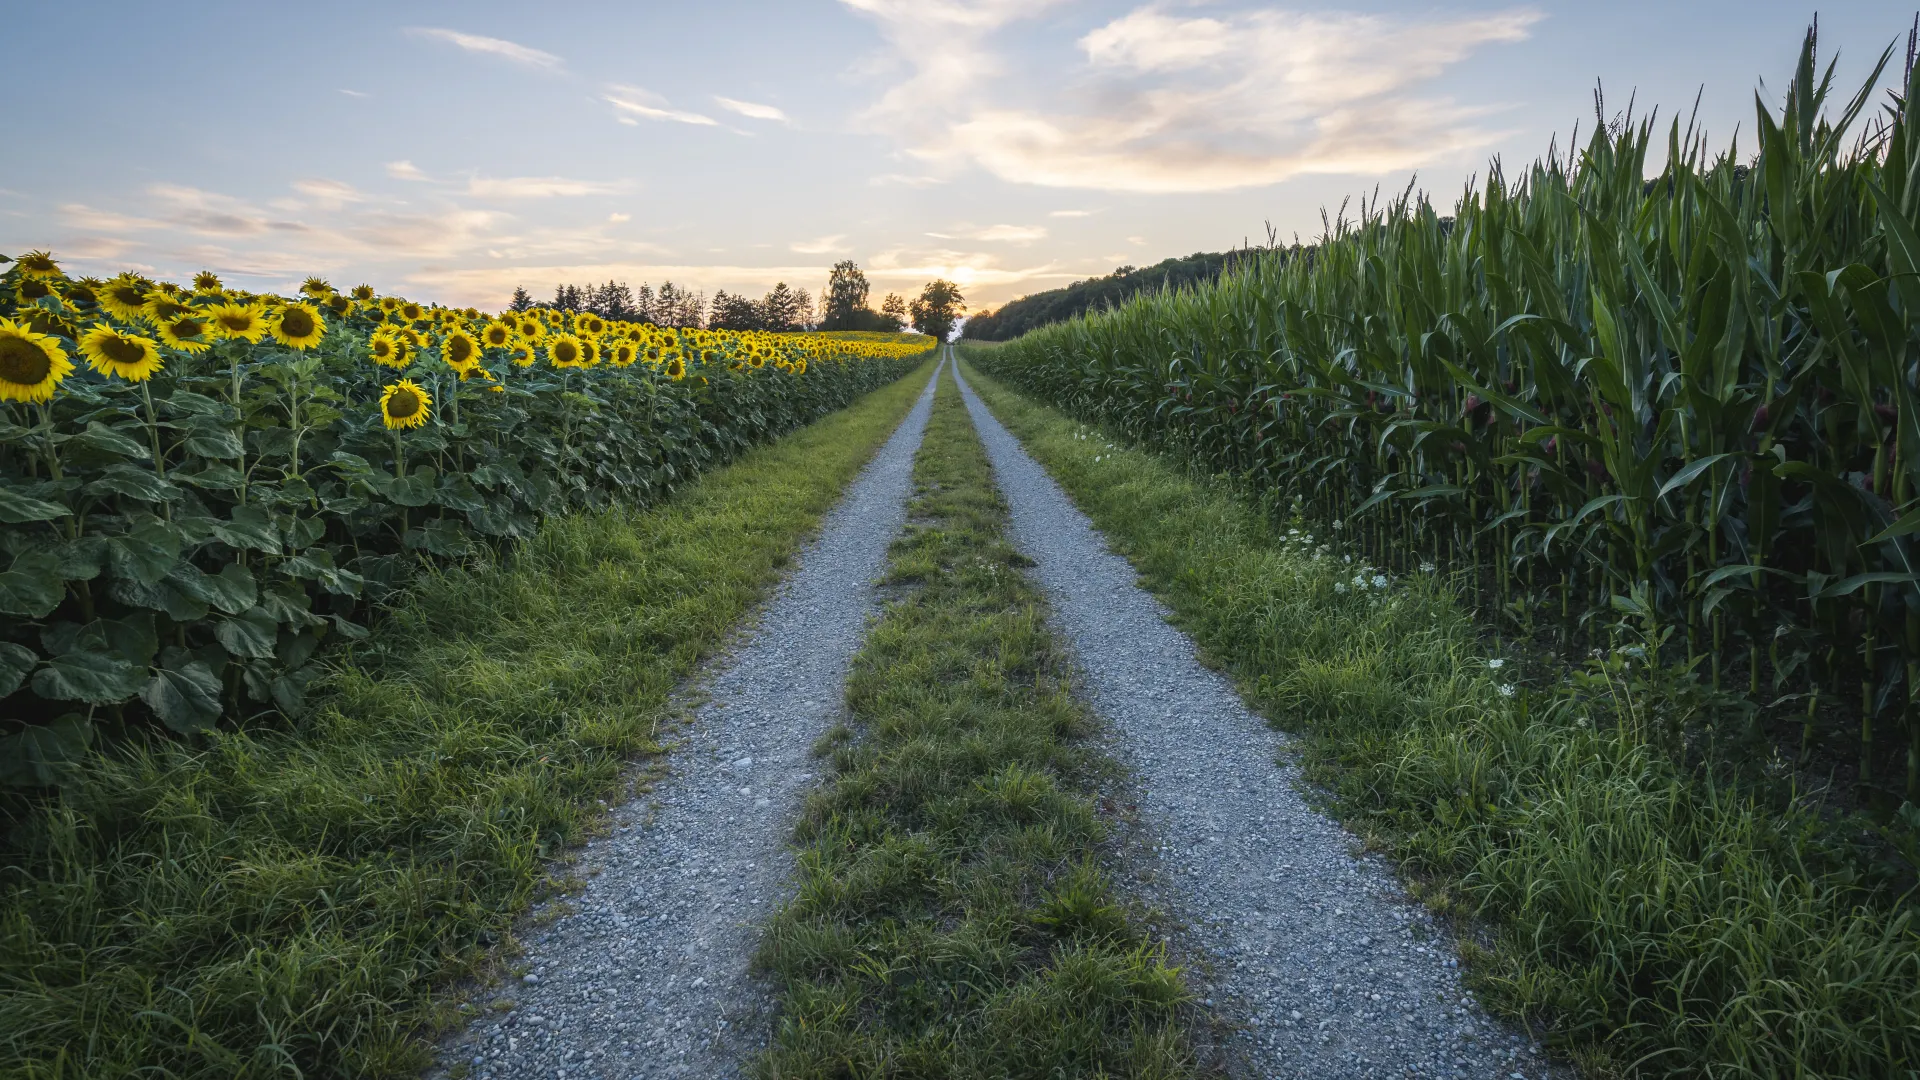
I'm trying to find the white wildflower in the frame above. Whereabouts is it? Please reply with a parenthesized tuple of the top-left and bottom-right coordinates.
(1332, 520, 1344, 531)
(1419, 561, 1436, 573)
(1334, 582, 1348, 593)
(1487, 658, 1505, 670)
(1497, 684, 1516, 698)
(1371, 574, 1388, 589)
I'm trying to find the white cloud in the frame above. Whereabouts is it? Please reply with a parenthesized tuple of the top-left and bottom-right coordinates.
(465, 176, 627, 199)
(605, 85, 718, 126)
(408, 27, 562, 69)
(338, 88, 369, 98)
(1049, 209, 1095, 218)
(926, 224, 1048, 243)
(870, 173, 948, 187)
(387, 160, 429, 181)
(609, 212, 631, 223)
(61, 204, 163, 232)
(715, 96, 789, 122)
(291, 178, 367, 210)
(790, 234, 848, 255)
(842, 2, 1542, 193)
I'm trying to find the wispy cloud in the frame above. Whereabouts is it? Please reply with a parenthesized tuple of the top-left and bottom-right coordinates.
(1049, 209, 1095, 218)
(842, 2, 1541, 193)
(870, 173, 948, 187)
(408, 27, 562, 70)
(291, 179, 367, 211)
(387, 160, 428, 181)
(605, 85, 718, 126)
(337, 88, 369, 98)
(61, 204, 164, 232)
(465, 176, 628, 199)
(790, 234, 848, 255)
(926, 223, 1048, 243)
(715, 96, 789, 123)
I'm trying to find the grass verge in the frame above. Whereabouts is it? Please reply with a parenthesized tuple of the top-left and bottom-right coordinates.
(754, 364, 1197, 1078)
(0, 360, 937, 1080)
(958, 355, 1920, 1079)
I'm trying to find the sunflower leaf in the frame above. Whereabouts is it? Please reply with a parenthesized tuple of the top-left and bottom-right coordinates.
(70, 421, 151, 461)
(0, 642, 37, 697)
(0, 486, 73, 524)
(214, 608, 278, 660)
(0, 715, 96, 788)
(142, 662, 224, 733)
(0, 550, 67, 617)
(32, 649, 145, 704)
(86, 465, 180, 503)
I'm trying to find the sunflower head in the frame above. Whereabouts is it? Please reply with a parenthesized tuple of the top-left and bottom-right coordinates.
(458, 364, 497, 383)
(379, 378, 432, 430)
(481, 321, 515, 349)
(79, 325, 165, 382)
(547, 333, 585, 369)
(368, 329, 410, 369)
(611, 342, 636, 366)
(325, 293, 352, 317)
(351, 284, 377, 302)
(143, 294, 194, 323)
(13, 251, 63, 281)
(517, 317, 544, 340)
(14, 278, 52, 302)
(792, 358, 807, 376)
(208, 302, 269, 343)
(0, 318, 75, 403)
(440, 329, 480, 372)
(157, 314, 213, 353)
(664, 356, 686, 380)
(379, 296, 401, 313)
(398, 301, 425, 324)
(578, 338, 601, 367)
(101, 274, 155, 320)
(270, 302, 326, 349)
(192, 271, 224, 293)
(61, 278, 103, 309)
(300, 277, 333, 297)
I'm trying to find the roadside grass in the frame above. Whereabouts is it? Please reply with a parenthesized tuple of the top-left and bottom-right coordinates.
(0, 361, 937, 1080)
(958, 357, 1920, 1080)
(754, 363, 1198, 1079)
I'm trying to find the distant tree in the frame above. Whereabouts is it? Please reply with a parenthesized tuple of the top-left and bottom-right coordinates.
(878, 292, 907, 331)
(591, 280, 636, 321)
(758, 282, 808, 331)
(633, 283, 656, 324)
(821, 260, 875, 329)
(552, 283, 585, 311)
(793, 288, 815, 330)
(909, 279, 965, 340)
(959, 250, 1250, 341)
(509, 285, 534, 312)
(709, 289, 761, 330)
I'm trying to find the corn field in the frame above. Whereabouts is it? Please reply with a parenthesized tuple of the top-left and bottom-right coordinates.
(0, 259, 931, 785)
(970, 31, 1920, 807)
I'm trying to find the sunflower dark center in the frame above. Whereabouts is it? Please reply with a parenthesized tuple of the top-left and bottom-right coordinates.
(170, 318, 206, 339)
(0, 337, 52, 386)
(19, 280, 50, 300)
(218, 313, 252, 331)
(280, 308, 317, 338)
(389, 389, 423, 418)
(555, 342, 578, 363)
(110, 286, 145, 307)
(99, 336, 148, 366)
(448, 337, 475, 363)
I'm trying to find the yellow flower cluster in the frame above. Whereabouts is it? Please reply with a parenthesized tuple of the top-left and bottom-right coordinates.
(0, 252, 931, 431)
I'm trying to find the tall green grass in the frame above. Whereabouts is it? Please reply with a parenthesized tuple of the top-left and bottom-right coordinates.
(754, 365, 1197, 1079)
(970, 28, 1920, 808)
(0, 361, 936, 1079)
(960, 360, 1919, 1078)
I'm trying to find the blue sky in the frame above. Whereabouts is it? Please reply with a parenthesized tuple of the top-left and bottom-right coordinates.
(3, 2, 1915, 312)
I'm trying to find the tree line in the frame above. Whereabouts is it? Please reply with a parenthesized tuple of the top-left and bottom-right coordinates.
(960, 250, 1252, 341)
(509, 261, 965, 339)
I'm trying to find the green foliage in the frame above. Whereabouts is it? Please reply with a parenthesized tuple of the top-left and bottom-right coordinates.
(961, 250, 1253, 342)
(968, 30, 1920, 807)
(909, 280, 966, 342)
(0, 278, 929, 780)
(754, 367, 1197, 1079)
(962, 362, 1920, 1079)
(0, 360, 939, 1079)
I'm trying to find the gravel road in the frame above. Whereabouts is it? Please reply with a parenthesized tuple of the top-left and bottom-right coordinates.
(433, 361, 941, 1080)
(951, 358, 1558, 1080)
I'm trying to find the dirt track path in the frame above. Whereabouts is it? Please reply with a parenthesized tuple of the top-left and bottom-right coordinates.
(952, 356, 1557, 1080)
(435, 360, 941, 1080)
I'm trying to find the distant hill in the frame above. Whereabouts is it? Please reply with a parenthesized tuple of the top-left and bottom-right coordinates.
(961, 250, 1256, 342)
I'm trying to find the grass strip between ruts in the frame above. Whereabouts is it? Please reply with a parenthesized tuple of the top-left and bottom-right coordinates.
(957, 356, 1920, 1079)
(0, 360, 938, 1080)
(754, 363, 1198, 1079)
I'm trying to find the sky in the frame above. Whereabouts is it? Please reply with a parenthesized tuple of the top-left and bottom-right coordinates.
(3, 1, 1917, 314)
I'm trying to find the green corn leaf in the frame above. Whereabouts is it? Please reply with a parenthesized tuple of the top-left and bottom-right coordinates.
(1657, 453, 1741, 500)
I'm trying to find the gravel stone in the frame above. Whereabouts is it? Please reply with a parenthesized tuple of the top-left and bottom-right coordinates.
(430, 363, 942, 1080)
(952, 360, 1563, 1080)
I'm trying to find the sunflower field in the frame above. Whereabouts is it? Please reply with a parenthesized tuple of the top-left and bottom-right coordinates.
(0, 256, 930, 785)
(968, 36, 1920, 808)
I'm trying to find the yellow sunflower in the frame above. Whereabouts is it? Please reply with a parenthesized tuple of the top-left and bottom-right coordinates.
(577, 337, 601, 367)
(547, 333, 586, 369)
(440, 329, 481, 373)
(156, 313, 214, 353)
(480, 320, 516, 349)
(14, 278, 52, 302)
(509, 345, 535, 368)
(208, 302, 269, 343)
(143, 293, 195, 323)
(665, 356, 686, 380)
(609, 342, 636, 367)
(100, 274, 155, 320)
(61, 278, 103, 309)
(0, 318, 75, 403)
(379, 378, 432, 430)
(324, 293, 352, 318)
(398, 301, 426, 324)
(192, 271, 223, 293)
(269, 302, 327, 349)
(13, 251, 63, 281)
(79, 325, 165, 382)
(792, 358, 807, 376)
(300, 277, 333, 297)
(368, 328, 410, 368)
(351, 284, 376, 303)
(517, 316, 545, 340)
